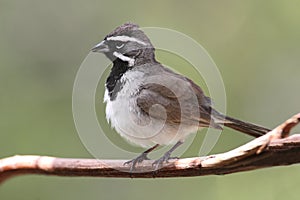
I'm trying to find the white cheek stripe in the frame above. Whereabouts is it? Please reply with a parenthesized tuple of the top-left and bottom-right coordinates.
(113, 51, 135, 67)
(107, 35, 147, 46)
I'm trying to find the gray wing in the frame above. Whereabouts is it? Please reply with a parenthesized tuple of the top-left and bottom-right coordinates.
(136, 75, 217, 128)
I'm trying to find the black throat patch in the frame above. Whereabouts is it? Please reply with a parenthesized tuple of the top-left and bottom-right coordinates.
(106, 59, 130, 101)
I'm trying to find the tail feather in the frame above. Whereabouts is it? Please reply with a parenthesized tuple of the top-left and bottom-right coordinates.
(212, 110, 271, 138)
(223, 115, 271, 137)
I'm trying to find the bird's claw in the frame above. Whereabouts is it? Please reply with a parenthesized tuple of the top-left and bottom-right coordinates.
(124, 153, 150, 172)
(152, 153, 178, 171)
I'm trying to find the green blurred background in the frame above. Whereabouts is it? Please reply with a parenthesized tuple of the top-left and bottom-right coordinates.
(1, 0, 300, 199)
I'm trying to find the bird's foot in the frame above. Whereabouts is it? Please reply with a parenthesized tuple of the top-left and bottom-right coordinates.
(124, 152, 150, 172)
(152, 152, 178, 171)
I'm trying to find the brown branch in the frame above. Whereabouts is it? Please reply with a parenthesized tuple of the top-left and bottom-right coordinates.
(1, 113, 300, 184)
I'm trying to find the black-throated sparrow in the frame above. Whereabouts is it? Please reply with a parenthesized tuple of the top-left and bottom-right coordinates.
(92, 23, 270, 171)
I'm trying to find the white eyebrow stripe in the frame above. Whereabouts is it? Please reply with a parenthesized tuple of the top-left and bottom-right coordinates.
(106, 35, 147, 46)
(113, 51, 135, 67)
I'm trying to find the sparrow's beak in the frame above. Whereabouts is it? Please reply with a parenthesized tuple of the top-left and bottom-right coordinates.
(91, 40, 109, 53)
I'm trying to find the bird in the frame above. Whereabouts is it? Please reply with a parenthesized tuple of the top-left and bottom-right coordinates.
(91, 22, 271, 171)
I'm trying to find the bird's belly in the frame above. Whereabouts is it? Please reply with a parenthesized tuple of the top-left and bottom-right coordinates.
(105, 96, 198, 148)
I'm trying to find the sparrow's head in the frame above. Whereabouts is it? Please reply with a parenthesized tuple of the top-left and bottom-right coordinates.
(92, 23, 155, 66)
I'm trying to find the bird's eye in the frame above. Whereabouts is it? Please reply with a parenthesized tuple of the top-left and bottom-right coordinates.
(116, 43, 124, 49)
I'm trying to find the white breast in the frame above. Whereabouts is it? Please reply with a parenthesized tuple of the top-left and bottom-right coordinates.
(104, 70, 198, 147)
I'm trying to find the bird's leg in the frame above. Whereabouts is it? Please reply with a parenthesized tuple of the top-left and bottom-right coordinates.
(124, 144, 159, 172)
(152, 141, 183, 171)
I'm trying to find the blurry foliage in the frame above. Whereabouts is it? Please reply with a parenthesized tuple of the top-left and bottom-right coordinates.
(1, 0, 300, 200)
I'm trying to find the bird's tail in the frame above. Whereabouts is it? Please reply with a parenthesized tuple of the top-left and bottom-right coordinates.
(212, 110, 271, 138)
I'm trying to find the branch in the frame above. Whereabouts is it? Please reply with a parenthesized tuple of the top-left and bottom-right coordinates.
(1, 113, 300, 184)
